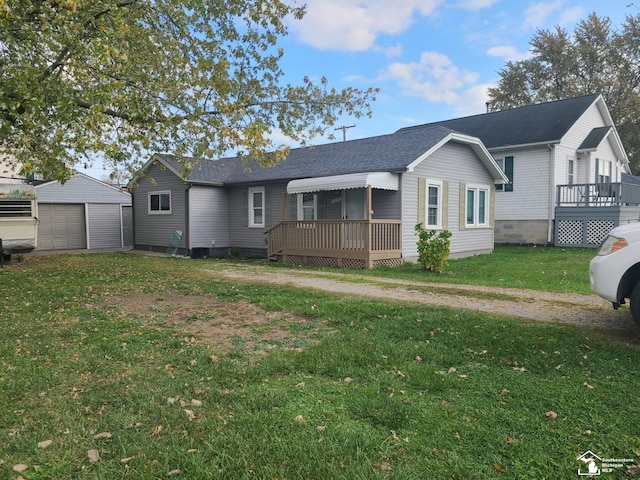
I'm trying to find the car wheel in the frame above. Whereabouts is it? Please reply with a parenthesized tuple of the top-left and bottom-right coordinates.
(630, 282, 640, 328)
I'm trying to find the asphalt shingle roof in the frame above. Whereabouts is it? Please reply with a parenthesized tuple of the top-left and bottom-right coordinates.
(396, 94, 600, 149)
(152, 94, 602, 185)
(578, 126, 611, 151)
(156, 125, 459, 184)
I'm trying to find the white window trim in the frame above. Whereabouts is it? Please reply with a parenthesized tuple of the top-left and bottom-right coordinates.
(567, 157, 575, 185)
(424, 179, 443, 229)
(465, 183, 490, 228)
(148, 190, 171, 215)
(248, 186, 265, 228)
(296, 193, 317, 221)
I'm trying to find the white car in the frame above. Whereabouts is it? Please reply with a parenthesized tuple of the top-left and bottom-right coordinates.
(589, 223, 640, 327)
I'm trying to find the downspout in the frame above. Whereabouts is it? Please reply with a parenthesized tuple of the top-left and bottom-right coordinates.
(547, 144, 555, 245)
(185, 184, 191, 256)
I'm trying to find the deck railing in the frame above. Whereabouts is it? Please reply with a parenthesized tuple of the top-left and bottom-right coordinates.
(266, 219, 402, 268)
(556, 182, 640, 207)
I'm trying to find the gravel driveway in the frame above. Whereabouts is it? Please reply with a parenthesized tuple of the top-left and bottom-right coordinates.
(207, 264, 640, 339)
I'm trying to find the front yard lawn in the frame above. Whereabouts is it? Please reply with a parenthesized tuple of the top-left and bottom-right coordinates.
(0, 252, 638, 479)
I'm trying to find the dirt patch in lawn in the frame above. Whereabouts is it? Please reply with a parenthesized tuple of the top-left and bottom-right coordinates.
(106, 290, 326, 353)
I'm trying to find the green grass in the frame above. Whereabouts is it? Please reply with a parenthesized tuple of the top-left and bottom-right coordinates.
(269, 245, 596, 294)
(0, 252, 638, 479)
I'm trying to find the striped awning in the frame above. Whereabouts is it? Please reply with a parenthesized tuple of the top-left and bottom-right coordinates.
(287, 172, 399, 194)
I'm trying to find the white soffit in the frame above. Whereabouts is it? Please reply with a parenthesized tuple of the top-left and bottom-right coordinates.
(287, 172, 399, 194)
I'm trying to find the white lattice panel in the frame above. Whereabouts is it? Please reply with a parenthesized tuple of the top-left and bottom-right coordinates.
(557, 220, 583, 245)
(587, 220, 615, 245)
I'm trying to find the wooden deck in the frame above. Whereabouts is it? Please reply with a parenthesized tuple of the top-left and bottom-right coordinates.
(266, 219, 403, 269)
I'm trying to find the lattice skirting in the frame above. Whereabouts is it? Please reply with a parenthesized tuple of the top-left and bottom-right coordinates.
(282, 255, 403, 269)
(556, 219, 615, 247)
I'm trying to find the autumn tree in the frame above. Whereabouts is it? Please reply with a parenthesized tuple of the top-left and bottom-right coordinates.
(488, 12, 640, 173)
(0, 0, 378, 181)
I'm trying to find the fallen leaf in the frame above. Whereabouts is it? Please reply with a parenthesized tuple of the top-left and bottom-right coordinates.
(87, 450, 100, 463)
(493, 462, 506, 473)
(184, 409, 196, 421)
(190, 399, 202, 407)
(458, 374, 468, 379)
(506, 437, 514, 443)
(209, 355, 218, 363)
(414, 356, 422, 364)
(628, 464, 640, 475)
(121, 457, 133, 463)
(380, 462, 393, 472)
(583, 382, 594, 389)
(179, 400, 186, 408)
(37, 439, 53, 449)
(343, 377, 353, 385)
(165, 364, 173, 371)
(294, 415, 305, 423)
(168, 469, 182, 476)
(584, 430, 592, 435)
(500, 389, 509, 395)
(448, 367, 457, 374)
(295, 382, 305, 388)
(13, 464, 28, 472)
(167, 397, 177, 405)
(545, 411, 558, 419)
(94, 432, 112, 439)
(316, 425, 326, 431)
(151, 425, 163, 436)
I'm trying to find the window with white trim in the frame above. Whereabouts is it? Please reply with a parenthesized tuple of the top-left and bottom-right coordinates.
(248, 187, 265, 227)
(425, 180, 443, 228)
(297, 193, 317, 220)
(496, 156, 514, 191)
(567, 157, 575, 185)
(148, 191, 171, 214)
(466, 184, 489, 227)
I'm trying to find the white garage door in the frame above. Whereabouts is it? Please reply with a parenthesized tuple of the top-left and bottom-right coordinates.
(37, 204, 87, 250)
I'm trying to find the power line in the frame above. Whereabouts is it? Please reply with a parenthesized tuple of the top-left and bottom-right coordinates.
(334, 124, 355, 142)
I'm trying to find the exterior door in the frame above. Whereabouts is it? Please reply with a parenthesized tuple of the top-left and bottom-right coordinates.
(342, 189, 365, 248)
(343, 189, 365, 219)
(37, 204, 87, 250)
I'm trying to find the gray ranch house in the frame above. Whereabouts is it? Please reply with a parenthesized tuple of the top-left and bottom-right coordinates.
(131, 125, 508, 268)
(402, 94, 634, 247)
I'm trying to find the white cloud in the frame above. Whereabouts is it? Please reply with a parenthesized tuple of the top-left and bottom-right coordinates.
(559, 7, 585, 26)
(379, 51, 479, 104)
(486, 45, 529, 62)
(523, 1, 564, 30)
(454, 83, 494, 116)
(289, 0, 444, 52)
(455, 0, 498, 9)
(374, 43, 404, 58)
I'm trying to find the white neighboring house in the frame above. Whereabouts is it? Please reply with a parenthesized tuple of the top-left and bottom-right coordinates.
(399, 94, 633, 247)
(0, 153, 28, 184)
(34, 173, 133, 250)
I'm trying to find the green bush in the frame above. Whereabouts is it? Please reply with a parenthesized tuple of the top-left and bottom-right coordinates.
(414, 224, 452, 273)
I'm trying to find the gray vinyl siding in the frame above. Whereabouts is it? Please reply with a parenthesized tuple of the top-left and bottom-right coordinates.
(87, 204, 122, 248)
(401, 142, 495, 261)
(372, 189, 401, 219)
(133, 164, 188, 249)
(36, 174, 131, 205)
(228, 182, 286, 250)
(189, 185, 229, 248)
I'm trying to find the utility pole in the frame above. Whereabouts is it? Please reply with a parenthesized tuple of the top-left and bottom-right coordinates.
(334, 124, 355, 142)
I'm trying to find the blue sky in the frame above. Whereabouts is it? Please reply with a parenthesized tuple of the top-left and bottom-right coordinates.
(81, 0, 636, 180)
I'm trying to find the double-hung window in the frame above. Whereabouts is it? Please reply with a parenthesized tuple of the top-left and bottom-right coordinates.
(425, 180, 443, 228)
(496, 156, 514, 191)
(297, 193, 317, 220)
(466, 184, 489, 227)
(248, 187, 265, 228)
(149, 191, 171, 214)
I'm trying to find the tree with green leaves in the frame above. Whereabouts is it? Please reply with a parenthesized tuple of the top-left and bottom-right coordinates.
(488, 12, 640, 173)
(0, 0, 378, 182)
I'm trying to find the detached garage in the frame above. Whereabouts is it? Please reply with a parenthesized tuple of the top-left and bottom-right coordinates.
(35, 173, 132, 251)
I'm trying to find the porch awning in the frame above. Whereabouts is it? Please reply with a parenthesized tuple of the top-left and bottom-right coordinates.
(287, 172, 399, 194)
